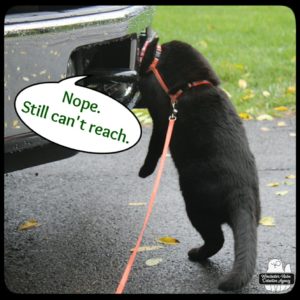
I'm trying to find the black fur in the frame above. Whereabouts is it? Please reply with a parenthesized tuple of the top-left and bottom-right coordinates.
(138, 38, 261, 291)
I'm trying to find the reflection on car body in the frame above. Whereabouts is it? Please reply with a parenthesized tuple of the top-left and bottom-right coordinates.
(4, 5, 155, 172)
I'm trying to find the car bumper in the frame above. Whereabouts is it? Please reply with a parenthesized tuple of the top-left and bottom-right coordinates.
(4, 5, 154, 138)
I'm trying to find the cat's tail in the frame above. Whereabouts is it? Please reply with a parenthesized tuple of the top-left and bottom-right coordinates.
(218, 206, 258, 291)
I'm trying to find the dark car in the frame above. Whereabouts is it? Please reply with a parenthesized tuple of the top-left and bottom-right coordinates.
(4, 5, 155, 172)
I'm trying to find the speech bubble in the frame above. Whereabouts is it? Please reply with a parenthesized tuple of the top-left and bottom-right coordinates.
(15, 76, 142, 153)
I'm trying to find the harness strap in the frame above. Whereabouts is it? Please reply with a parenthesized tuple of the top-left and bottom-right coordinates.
(145, 44, 212, 103)
(115, 117, 176, 294)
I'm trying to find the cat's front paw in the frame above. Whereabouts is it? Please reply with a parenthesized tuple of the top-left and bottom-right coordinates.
(139, 165, 155, 178)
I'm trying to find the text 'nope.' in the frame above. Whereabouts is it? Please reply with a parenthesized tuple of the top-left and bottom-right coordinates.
(15, 76, 142, 153)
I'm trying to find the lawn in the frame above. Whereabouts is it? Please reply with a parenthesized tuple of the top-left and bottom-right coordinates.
(135, 6, 295, 121)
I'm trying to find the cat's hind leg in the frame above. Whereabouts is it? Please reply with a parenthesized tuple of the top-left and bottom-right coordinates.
(187, 214, 224, 261)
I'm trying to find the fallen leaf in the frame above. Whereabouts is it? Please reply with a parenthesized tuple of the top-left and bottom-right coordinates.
(262, 91, 271, 97)
(283, 181, 294, 186)
(259, 216, 275, 226)
(289, 132, 296, 137)
(275, 191, 289, 196)
(285, 174, 296, 179)
(145, 258, 163, 267)
(286, 86, 295, 94)
(233, 63, 246, 71)
(18, 219, 40, 231)
(274, 106, 288, 112)
(13, 120, 21, 128)
(239, 112, 253, 120)
(133, 111, 144, 118)
(266, 182, 280, 187)
(199, 40, 208, 49)
(130, 245, 164, 253)
(256, 114, 274, 121)
(277, 121, 287, 127)
(260, 127, 270, 132)
(143, 118, 153, 125)
(242, 95, 254, 101)
(132, 109, 152, 125)
(158, 236, 180, 245)
(128, 202, 147, 206)
(241, 89, 255, 101)
(138, 114, 150, 121)
(238, 79, 247, 89)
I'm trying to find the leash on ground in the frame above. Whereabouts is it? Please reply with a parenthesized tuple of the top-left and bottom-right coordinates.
(115, 112, 177, 294)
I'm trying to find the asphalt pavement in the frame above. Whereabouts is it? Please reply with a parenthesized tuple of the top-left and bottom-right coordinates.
(4, 117, 296, 294)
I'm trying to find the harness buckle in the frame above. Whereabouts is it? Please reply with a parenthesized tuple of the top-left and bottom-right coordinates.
(169, 102, 178, 120)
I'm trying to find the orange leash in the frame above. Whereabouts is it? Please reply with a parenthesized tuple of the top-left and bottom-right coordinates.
(115, 116, 176, 294)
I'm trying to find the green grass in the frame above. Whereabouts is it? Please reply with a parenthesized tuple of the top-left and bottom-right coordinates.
(149, 6, 296, 118)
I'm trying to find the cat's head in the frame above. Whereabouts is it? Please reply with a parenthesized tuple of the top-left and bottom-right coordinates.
(138, 38, 221, 113)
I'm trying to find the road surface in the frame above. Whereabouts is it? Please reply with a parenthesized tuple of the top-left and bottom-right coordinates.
(4, 117, 296, 294)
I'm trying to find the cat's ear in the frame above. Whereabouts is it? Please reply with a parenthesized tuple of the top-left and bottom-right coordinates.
(139, 37, 160, 74)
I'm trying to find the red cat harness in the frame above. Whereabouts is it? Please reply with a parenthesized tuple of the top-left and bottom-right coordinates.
(139, 41, 212, 104)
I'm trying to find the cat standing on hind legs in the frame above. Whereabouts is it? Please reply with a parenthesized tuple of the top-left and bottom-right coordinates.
(138, 37, 261, 291)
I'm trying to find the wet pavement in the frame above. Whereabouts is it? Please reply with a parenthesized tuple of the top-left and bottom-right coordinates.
(4, 117, 296, 294)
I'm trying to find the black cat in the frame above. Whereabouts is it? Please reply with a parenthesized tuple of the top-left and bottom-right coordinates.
(138, 38, 261, 291)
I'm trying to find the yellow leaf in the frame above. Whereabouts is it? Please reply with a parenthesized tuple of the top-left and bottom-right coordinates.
(262, 91, 271, 97)
(18, 219, 40, 231)
(242, 95, 254, 101)
(239, 112, 253, 120)
(238, 79, 247, 89)
(132, 108, 152, 125)
(259, 216, 275, 226)
(128, 202, 146, 206)
(256, 114, 274, 121)
(242, 89, 255, 101)
(145, 258, 163, 267)
(199, 40, 208, 49)
(158, 236, 180, 245)
(233, 63, 246, 71)
(130, 245, 164, 253)
(260, 127, 270, 132)
(286, 86, 295, 94)
(13, 120, 21, 129)
(275, 191, 289, 196)
(285, 174, 296, 179)
(277, 121, 287, 127)
(283, 181, 294, 186)
(274, 106, 288, 112)
(266, 182, 280, 187)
